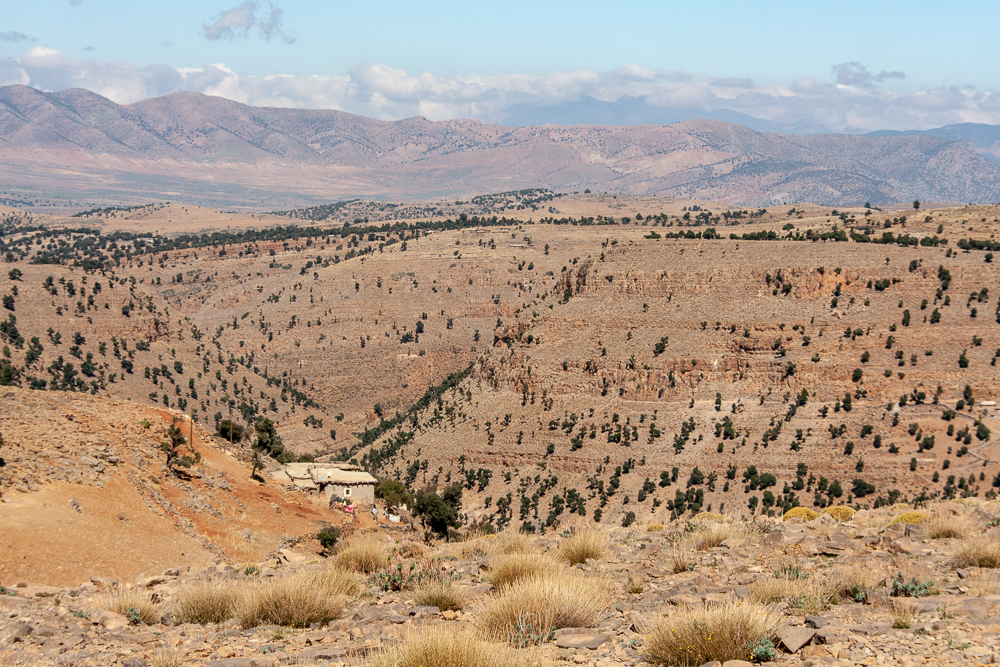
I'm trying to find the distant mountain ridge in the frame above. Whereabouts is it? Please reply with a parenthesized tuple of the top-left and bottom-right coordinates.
(1, 84, 998, 209)
(866, 123, 1000, 167)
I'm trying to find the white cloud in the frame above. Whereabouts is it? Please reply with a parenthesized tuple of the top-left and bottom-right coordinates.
(3, 49, 1000, 132)
(203, 1, 295, 44)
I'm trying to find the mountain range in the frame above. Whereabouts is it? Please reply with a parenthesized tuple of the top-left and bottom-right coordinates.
(1, 84, 999, 209)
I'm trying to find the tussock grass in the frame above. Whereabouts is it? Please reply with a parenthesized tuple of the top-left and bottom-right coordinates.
(475, 574, 609, 643)
(830, 561, 889, 601)
(176, 580, 242, 625)
(965, 573, 1000, 597)
(926, 511, 976, 539)
(887, 599, 919, 628)
(749, 576, 834, 613)
(954, 537, 1000, 569)
(413, 577, 466, 612)
(489, 532, 534, 555)
(368, 629, 519, 667)
(334, 538, 391, 574)
(102, 586, 159, 625)
(643, 600, 781, 666)
(235, 568, 355, 628)
(626, 574, 644, 594)
(557, 528, 607, 565)
(486, 553, 563, 589)
(669, 546, 694, 574)
(150, 651, 184, 667)
(693, 521, 750, 548)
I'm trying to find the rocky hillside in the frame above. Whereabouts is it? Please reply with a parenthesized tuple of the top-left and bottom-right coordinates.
(2, 85, 999, 208)
(2, 504, 1000, 667)
(355, 205, 1000, 532)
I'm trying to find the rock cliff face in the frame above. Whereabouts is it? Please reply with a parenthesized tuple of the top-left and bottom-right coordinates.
(359, 220, 1000, 531)
(2, 85, 1000, 208)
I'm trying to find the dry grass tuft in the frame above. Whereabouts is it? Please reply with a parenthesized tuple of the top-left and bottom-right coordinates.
(926, 511, 976, 539)
(557, 528, 607, 565)
(176, 580, 242, 625)
(822, 505, 857, 522)
(489, 532, 534, 555)
(965, 573, 1000, 597)
(626, 575, 644, 595)
(102, 586, 159, 625)
(235, 568, 354, 628)
(149, 651, 185, 667)
(368, 629, 519, 667)
(643, 600, 781, 666)
(335, 538, 391, 573)
(475, 574, 610, 643)
(413, 577, 466, 612)
(954, 537, 1000, 569)
(830, 561, 889, 601)
(646, 523, 665, 532)
(486, 553, 563, 589)
(888, 599, 919, 629)
(783, 507, 819, 521)
(694, 521, 750, 548)
(889, 511, 929, 526)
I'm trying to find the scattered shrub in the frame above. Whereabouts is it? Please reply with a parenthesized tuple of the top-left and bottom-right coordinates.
(783, 507, 818, 522)
(889, 511, 929, 526)
(647, 523, 665, 532)
(822, 506, 856, 522)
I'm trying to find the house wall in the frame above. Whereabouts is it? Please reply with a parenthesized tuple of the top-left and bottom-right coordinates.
(325, 483, 375, 505)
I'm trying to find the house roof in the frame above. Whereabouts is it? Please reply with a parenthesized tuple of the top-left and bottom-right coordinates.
(313, 469, 377, 485)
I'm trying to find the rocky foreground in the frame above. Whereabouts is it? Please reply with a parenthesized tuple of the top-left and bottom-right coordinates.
(2, 503, 1000, 667)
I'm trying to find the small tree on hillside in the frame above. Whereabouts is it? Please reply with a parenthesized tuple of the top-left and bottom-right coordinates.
(160, 418, 199, 476)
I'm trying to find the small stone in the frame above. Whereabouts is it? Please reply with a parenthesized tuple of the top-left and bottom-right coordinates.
(441, 610, 457, 620)
(554, 633, 611, 650)
(779, 625, 816, 653)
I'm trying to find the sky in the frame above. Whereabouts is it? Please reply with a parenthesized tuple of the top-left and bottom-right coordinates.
(2, 0, 1000, 132)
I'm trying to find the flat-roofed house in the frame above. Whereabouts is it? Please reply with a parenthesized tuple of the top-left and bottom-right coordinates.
(279, 463, 377, 505)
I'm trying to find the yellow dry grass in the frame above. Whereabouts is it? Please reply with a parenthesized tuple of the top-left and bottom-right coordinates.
(488, 532, 534, 555)
(474, 573, 610, 643)
(149, 651, 185, 667)
(557, 528, 607, 565)
(486, 553, 564, 589)
(643, 600, 781, 666)
(335, 538, 391, 574)
(102, 586, 159, 625)
(413, 577, 467, 612)
(367, 629, 520, 667)
(965, 573, 1000, 597)
(925, 511, 976, 539)
(646, 523, 665, 532)
(235, 567, 357, 628)
(954, 537, 1000, 569)
(175, 579, 242, 625)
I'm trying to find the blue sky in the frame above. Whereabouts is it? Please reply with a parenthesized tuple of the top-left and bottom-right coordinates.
(3, 0, 999, 130)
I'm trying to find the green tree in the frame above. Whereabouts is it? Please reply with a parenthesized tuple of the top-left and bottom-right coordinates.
(413, 485, 461, 536)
